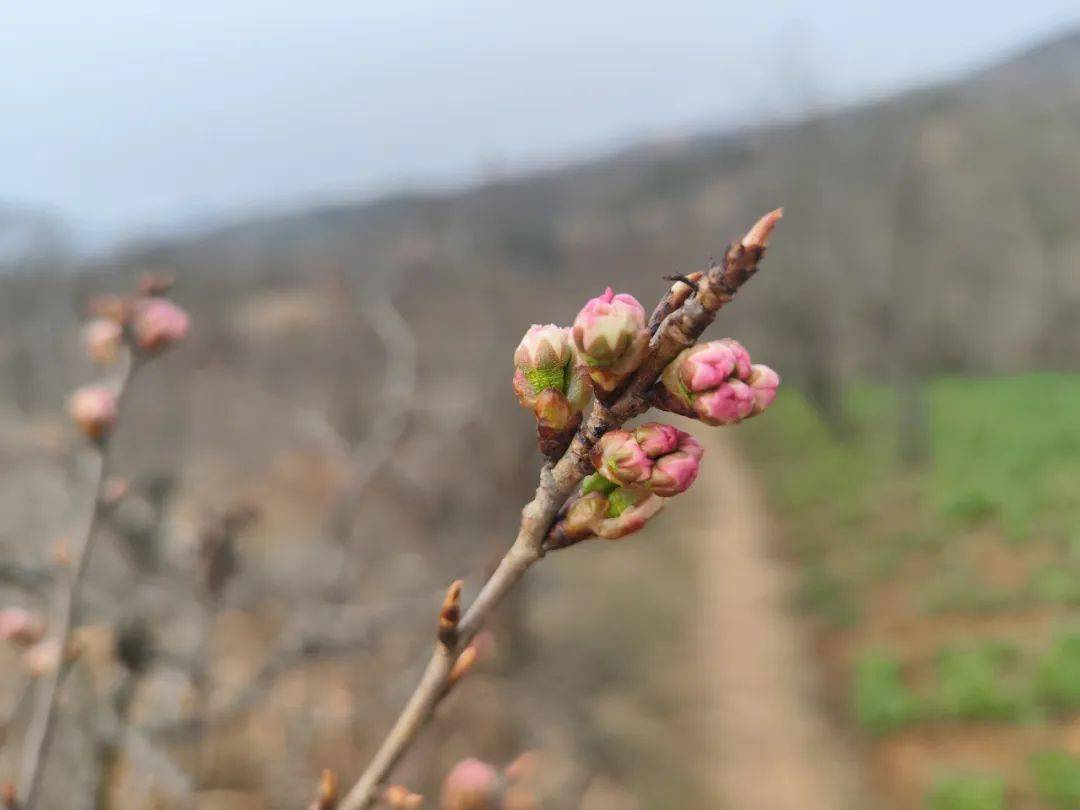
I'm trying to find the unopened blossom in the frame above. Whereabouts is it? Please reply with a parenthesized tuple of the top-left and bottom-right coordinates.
(592, 487, 665, 540)
(83, 318, 124, 364)
(659, 340, 778, 426)
(572, 288, 649, 392)
(647, 431, 704, 497)
(591, 423, 704, 496)
(589, 429, 652, 486)
(554, 491, 610, 546)
(441, 758, 500, 810)
(747, 364, 781, 416)
(513, 325, 591, 428)
(694, 379, 756, 426)
(0, 607, 45, 647)
(383, 785, 423, 810)
(131, 297, 191, 354)
(68, 385, 119, 442)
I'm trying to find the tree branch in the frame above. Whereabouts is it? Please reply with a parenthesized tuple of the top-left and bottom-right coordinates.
(337, 209, 781, 810)
(17, 355, 139, 810)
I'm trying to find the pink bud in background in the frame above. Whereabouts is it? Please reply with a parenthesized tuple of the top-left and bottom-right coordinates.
(747, 364, 781, 416)
(693, 379, 755, 426)
(68, 385, 119, 442)
(132, 297, 191, 354)
(590, 429, 652, 486)
(647, 433, 704, 497)
(440, 758, 500, 810)
(632, 422, 681, 458)
(83, 319, 123, 364)
(593, 487, 665, 540)
(23, 639, 63, 677)
(719, 338, 753, 380)
(0, 607, 45, 647)
(572, 288, 649, 391)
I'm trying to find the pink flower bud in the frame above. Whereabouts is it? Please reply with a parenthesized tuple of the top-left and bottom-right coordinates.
(593, 487, 665, 540)
(23, 638, 63, 677)
(513, 327, 591, 430)
(590, 429, 652, 486)
(659, 340, 771, 426)
(83, 319, 124, 364)
(572, 288, 649, 391)
(440, 758, 500, 810)
(719, 338, 753, 380)
(632, 422, 682, 458)
(0, 607, 45, 647)
(132, 297, 191, 354)
(693, 379, 755, 426)
(747, 364, 781, 416)
(68, 385, 119, 442)
(515, 324, 572, 380)
(676, 342, 737, 393)
(648, 436, 704, 496)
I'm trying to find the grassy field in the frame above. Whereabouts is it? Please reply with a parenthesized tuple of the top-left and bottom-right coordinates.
(739, 375, 1080, 809)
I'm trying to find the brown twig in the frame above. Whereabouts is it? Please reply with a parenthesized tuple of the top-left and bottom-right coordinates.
(337, 209, 781, 809)
(17, 355, 139, 810)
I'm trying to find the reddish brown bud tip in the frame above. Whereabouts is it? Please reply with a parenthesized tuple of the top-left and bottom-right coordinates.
(382, 784, 423, 809)
(309, 769, 338, 810)
(741, 208, 783, 249)
(137, 272, 176, 297)
(438, 580, 463, 646)
(1, 780, 18, 809)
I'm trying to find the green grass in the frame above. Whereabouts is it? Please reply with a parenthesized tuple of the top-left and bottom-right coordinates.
(740, 374, 1080, 623)
(854, 650, 920, 734)
(925, 772, 1007, 810)
(932, 642, 1028, 722)
(1030, 751, 1080, 808)
(1034, 633, 1080, 714)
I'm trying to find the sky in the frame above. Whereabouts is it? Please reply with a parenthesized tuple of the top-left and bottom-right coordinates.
(3, 1, 1079, 250)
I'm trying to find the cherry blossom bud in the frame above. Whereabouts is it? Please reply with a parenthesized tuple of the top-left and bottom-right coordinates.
(592, 487, 664, 540)
(719, 338, 753, 381)
(23, 639, 64, 677)
(0, 607, 46, 647)
(659, 340, 774, 426)
(383, 785, 423, 809)
(514, 324, 573, 389)
(131, 297, 191, 354)
(747, 364, 781, 416)
(694, 379, 756, 426)
(556, 491, 609, 545)
(589, 429, 652, 486)
(572, 288, 649, 392)
(631, 422, 681, 458)
(87, 294, 132, 326)
(441, 758, 500, 810)
(649, 443, 703, 497)
(68, 385, 118, 442)
(83, 319, 123, 364)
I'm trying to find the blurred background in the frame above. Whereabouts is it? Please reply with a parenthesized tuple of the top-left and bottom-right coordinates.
(3, 2, 1080, 808)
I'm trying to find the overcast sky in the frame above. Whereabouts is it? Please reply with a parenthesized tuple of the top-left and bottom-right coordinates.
(3, 1, 1079, 248)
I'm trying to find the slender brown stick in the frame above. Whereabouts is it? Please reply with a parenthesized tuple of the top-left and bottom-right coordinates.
(18, 355, 139, 809)
(338, 210, 782, 810)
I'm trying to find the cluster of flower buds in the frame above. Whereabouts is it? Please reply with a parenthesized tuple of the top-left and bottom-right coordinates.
(546, 422, 702, 547)
(70, 274, 191, 443)
(440, 753, 536, 810)
(513, 325, 592, 458)
(655, 339, 779, 426)
(572, 288, 649, 395)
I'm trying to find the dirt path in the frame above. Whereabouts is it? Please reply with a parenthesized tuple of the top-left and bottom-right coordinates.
(689, 433, 865, 810)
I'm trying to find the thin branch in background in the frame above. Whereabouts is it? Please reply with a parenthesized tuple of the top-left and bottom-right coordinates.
(16, 282, 191, 810)
(338, 209, 783, 809)
(17, 355, 137, 809)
